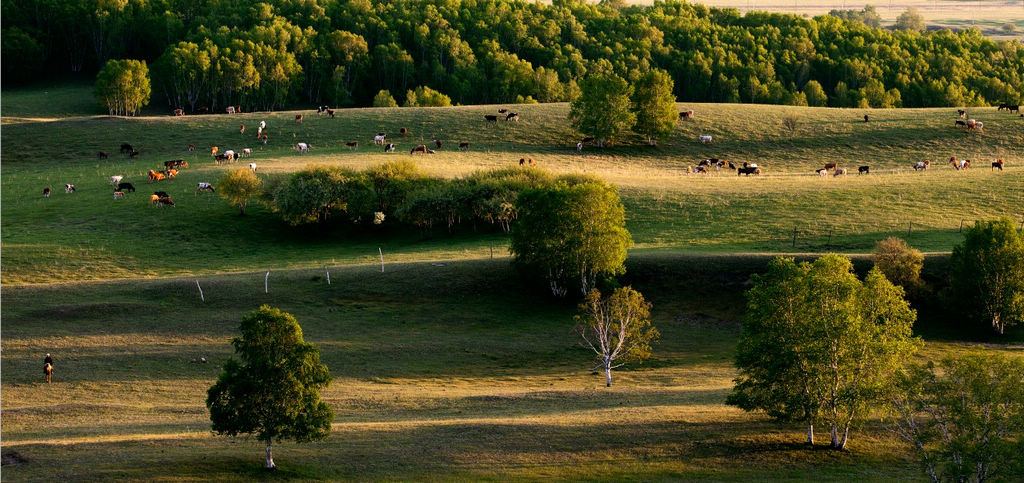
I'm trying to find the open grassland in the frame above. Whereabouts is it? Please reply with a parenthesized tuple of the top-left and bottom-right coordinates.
(4, 256, 1021, 480)
(2, 100, 1022, 284)
(666, 0, 1024, 40)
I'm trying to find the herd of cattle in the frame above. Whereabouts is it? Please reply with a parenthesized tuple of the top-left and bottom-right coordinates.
(39, 104, 1016, 204)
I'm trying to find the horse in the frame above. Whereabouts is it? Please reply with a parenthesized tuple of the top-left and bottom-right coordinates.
(44, 362, 53, 383)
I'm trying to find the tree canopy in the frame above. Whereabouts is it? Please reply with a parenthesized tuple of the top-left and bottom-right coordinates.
(575, 287, 658, 387)
(632, 69, 678, 146)
(950, 218, 1024, 335)
(207, 305, 333, 469)
(94, 59, 151, 116)
(218, 168, 263, 216)
(570, 73, 635, 147)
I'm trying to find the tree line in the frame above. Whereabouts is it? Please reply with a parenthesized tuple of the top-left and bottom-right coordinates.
(5, 0, 1022, 110)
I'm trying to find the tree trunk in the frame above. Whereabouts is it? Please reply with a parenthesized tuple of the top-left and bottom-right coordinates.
(806, 423, 814, 445)
(605, 362, 612, 387)
(838, 422, 850, 450)
(265, 441, 276, 470)
(830, 425, 840, 449)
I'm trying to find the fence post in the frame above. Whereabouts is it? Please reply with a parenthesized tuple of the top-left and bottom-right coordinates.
(325, 265, 331, 285)
(195, 279, 205, 302)
(379, 247, 384, 273)
(959, 219, 964, 233)
(792, 227, 798, 248)
(827, 228, 833, 247)
(907, 222, 912, 238)
(265, 271, 270, 293)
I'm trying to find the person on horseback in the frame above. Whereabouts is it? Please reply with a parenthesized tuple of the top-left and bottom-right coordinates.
(44, 353, 53, 365)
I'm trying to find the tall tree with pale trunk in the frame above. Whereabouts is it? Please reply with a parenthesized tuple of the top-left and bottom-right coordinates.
(575, 287, 658, 387)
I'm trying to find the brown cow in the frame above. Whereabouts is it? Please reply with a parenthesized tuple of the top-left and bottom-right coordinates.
(345, 141, 359, 150)
(411, 144, 428, 154)
(295, 114, 303, 123)
(824, 162, 838, 171)
(173, 108, 184, 116)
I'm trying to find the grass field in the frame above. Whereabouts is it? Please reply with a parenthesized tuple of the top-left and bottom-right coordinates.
(3, 84, 1024, 480)
(2, 98, 1022, 284)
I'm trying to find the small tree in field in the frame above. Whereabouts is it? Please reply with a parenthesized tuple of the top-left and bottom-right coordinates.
(631, 69, 677, 146)
(95, 59, 151, 116)
(887, 354, 1024, 482)
(207, 305, 333, 470)
(781, 115, 799, 138)
(218, 168, 262, 215)
(895, 7, 926, 32)
(872, 237, 924, 290)
(575, 287, 658, 387)
(569, 73, 635, 147)
(950, 218, 1024, 335)
(373, 89, 398, 107)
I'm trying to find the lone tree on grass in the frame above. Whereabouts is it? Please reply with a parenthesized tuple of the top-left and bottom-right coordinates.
(631, 69, 677, 146)
(218, 168, 262, 215)
(94, 59, 151, 116)
(207, 305, 333, 470)
(950, 218, 1024, 335)
(569, 73, 635, 147)
(727, 255, 919, 449)
(575, 287, 658, 387)
(510, 178, 632, 297)
(872, 237, 924, 291)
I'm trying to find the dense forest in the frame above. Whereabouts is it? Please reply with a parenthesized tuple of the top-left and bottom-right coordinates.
(3, 0, 1022, 110)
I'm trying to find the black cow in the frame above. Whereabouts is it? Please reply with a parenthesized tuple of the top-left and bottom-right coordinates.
(955, 120, 967, 127)
(117, 182, 136, 192)
(154, 191, 170, 198)
(458, 142, 469, 151)
(484, 115, 498, 122)
(120, 143, 134, 154)
(506, 112, 519, 121)
(384, 143, 396, 152)
(858, 166, 870, 175)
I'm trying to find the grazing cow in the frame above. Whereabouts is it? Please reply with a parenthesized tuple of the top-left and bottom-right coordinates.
(117, 182, 135, 192)
(327, 109, 335, 118)
(261, 134, 268, 145)
(384, 143, 396, 153)
(98, 151, 108, 159)
(400, 127, 408, 136)
(113, 191, 125, 200)
(834, 168, 848, 176)
(241, 148, 252, 157)
(154, 191, 170, 198)
(223, 150, 235, 162)
(249, 162, 257, 172)
(913, 161, 930, 171)
(506, 112, 519, 122)
(164, 160, 186, 170)
(317, 105, 328, 115)
(433, 138, 442, 149)
(955, 120, 967, 128)
(197, 182, 216, 193)
(484, 115, 498, 123)
(957, 109, 967, 118)
(188, 144, 195, 152)
(699, 135, 712, 144)
(157, 196, 176, 207)
(816, 168, 828, 177)
(346, 141, 359, 149)
(992, 159, 1005, 170)
(528, 158, 535, 166)
(694, 165, 708, 174)
(294, 114, 303, 123)
(858, 166, 870, 175)
(165, 169, 179, 179)
(411, 144, 428, 154)
(374, 134, 386, 145)
(864, 114, 869, 122)
(974, 121, 984, 131)
(519, 158, 526, 166)
(296, 142, 310, 153)
(226, 106, 236, 114)
(737, 166, 761, 176)
(824, 162, 838, 171)
(150, 194, 160, 204)
(949, 157, 970, 171)
(197, 106, 209, 114)
(259, 120, 266, 131)
(498, 109, 508, 114)
(576, 142, 583, 152)
(211, 146, 219, 156)
(697, 159, 713, 167)
(214, 154, 230, 163)
(110, 175, 124, 185)
(148, 170, 166, 182)
(459, 142, 469, 151)
(727, 161, 737, 170)
(240, 124, 245, 135)
(120, 143, 134, 154)
(998, 104, 1020, 112)
(426, 149, 436, 154)
(65, 184, 76, 193)
(43, 187, 51, 198)
(680, 110, 694, 120)
(173, 108, 184, 116)
(966, 119, 978, 129)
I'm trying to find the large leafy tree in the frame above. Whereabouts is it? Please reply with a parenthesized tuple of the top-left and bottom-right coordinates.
(728, 255, 919, 449)
(575, 287, 659, 387)
(271, 165, 355, 225)
(218, 168, 263, 216)
(94, 58, 151, 116)
(207, 305, 333, 470)
(632, 69, 677, 146)
(569, 73, 635, 147)
(950, 218, 1024, 335)
(510, 179, 632, 297)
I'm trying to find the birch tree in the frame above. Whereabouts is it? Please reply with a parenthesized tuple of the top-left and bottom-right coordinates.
(575, 287, 659, 387)
(632, 68, 677, 146)
(207, 305, 333, 470)
(950, 218, 1024, 335)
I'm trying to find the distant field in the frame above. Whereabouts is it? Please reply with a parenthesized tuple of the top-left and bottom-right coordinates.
(672, 0, 1024, 40)
(2, 100, 1022, 284)
(4, 255, 1019, 480)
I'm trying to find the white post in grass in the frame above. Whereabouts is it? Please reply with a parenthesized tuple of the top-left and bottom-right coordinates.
(196, 280, 205, 302)
(325, 265, 331, 285)
(265, 271, 270, 293)
(379, 248, 384, 273)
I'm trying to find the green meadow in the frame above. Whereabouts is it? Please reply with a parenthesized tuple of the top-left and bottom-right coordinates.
(3, 86, 1023, 480)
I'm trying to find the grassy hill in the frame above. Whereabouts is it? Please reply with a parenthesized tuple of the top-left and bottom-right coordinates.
(2, 100, 1022, 284)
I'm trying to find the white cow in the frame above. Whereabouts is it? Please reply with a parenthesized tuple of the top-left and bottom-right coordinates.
(223, 150, 235, 161)
(249, 163, 257, 172)
(259, 120, 266, 131)
(296, 142, 310, 153)
(110, 175, 123, 185)
(226, 106, 236, 114)
(241, 148, 252, 157)
(700, 135, 713, 144)
(373, 134, 386, 145)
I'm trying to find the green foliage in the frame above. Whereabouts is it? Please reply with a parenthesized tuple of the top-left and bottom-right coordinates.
(271, 165, 355, 225)
(828, 6, 882, 28)
(632, 69, 677, 146)
(570, 74, 634, 147)
(365, 160, 423, 217)
(895, 7, 926, 32)
(510, 180, 632, 297)
(574, 287, 659, 387)
(950, 218, 1024, 335)
(372, 89, 398, 108)
(872, 237, 924, 290)
(728, 255, 919, 449)
(218, 168, 263, 216)
(94, 59, 151, 116)
(1, 27, 44, 85)
(405, 85, 451, 107)
(887, 354, 1024, 482)
(803, 80, 828, 107)
(207, 305, 333, 469)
